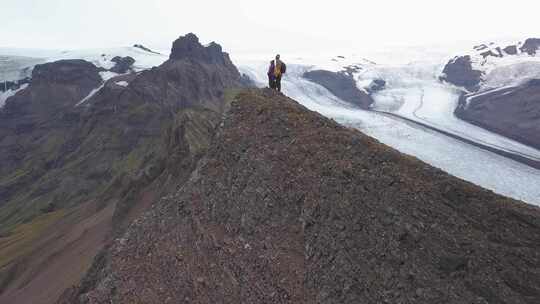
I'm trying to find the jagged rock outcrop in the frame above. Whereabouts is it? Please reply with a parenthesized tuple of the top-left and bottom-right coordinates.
(503, 45, 518, 55)
(64, 89, 540, 304)
(440, 55, 483, 91)
(520, 38, 540, 55)
(456, 79, 540, 150)
(170, 33, 233, 66)
(109, 56, 135, 74)
(303, 70, 374, 108)
(0, 33, 244, 304)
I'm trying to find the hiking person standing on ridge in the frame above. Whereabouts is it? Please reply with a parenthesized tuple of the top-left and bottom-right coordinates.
(267, 60, 276, 89)
(267, 54, 286, 92)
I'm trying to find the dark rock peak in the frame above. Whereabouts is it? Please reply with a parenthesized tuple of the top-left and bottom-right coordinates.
(169, 33, 230, 65)
(31, 59, 101, 86)
(503, 45, 518, 55)
(440, 55, 483, 92)
(110, 56, 135, 74)
(520, 38, 540, 55)
(133, 44, 161, 54)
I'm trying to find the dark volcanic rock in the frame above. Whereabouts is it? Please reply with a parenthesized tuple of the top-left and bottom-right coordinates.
(440, 55, 483, 91)
(504, 45, 518, 55)
(303, 70, 374, 108)
(109, 56, 135, 74)
(31, 59, 101, 87)
(455, 80, 540, 150)
(169, 33, 233, 66)
(133, 44, 161, 54)
(520, 38, 540, 55)
(366, 78, 386, 94)
(67, 89, 540, 304)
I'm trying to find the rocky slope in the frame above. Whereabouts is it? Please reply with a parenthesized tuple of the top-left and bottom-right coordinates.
(62, 89, 540, 304)
(456, 79, 540, 150)
(0, 33, 243, 304)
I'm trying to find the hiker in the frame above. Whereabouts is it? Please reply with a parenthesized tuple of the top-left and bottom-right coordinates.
(267, 60, 276, 89)
(268, 54, 286, 92)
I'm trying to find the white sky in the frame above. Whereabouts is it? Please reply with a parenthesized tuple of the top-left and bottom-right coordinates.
(1, 0, 539, 54)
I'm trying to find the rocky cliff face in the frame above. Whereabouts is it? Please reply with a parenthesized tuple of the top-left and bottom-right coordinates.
(440, 55, 483, 92)
(63, 89, 540, 304)
(0, 34, 243, 304)
(520, 38, 540, 55)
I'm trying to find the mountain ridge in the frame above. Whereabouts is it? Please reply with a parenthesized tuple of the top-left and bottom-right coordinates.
(60, 88, 540, 304)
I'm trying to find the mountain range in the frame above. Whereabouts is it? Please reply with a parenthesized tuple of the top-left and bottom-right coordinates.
(0, 34, 539, 304)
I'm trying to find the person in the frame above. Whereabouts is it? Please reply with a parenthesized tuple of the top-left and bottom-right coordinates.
(267, 54, 286, 92)
(267, 60, 276, 89)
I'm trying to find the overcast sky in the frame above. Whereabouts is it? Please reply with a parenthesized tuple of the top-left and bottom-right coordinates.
(1, 0, 539, 53)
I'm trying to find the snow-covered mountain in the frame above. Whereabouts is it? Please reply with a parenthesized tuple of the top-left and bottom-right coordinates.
(440, 38, 540, 91)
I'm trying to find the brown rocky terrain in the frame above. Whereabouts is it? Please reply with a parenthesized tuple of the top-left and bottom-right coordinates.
(0, 33, 244, 304)
(62, 89, 540, 304)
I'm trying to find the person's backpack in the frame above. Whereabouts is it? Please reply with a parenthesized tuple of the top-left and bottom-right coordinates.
(281, 62, 287, 74)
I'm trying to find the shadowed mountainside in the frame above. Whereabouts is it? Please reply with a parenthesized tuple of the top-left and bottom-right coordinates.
(455, 80, 540, 151)
(0, 33, 244, 304)
(303, 69, 374, 109)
